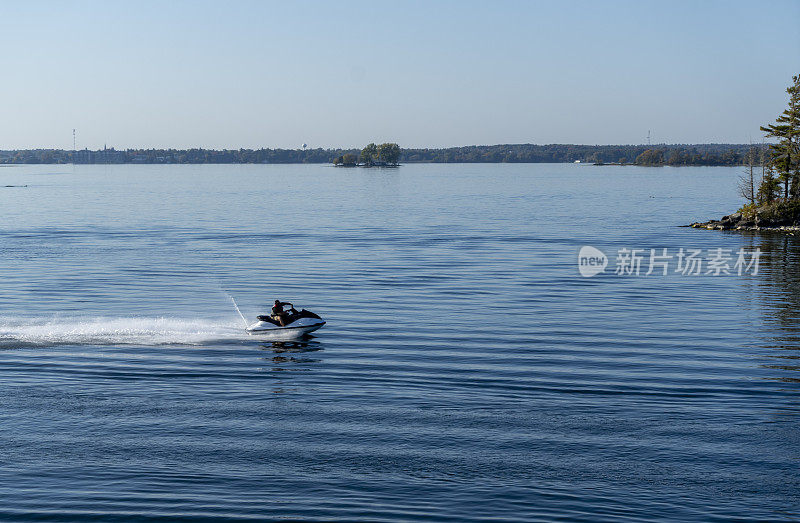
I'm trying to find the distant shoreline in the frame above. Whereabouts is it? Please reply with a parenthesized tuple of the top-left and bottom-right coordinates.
(0, 143, 767, 167)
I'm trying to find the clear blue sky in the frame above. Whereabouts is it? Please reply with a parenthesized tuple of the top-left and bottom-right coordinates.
(1, 0, 798, 149)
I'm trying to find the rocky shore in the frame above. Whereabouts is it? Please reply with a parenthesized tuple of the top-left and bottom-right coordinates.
(689, 201, 800, 232)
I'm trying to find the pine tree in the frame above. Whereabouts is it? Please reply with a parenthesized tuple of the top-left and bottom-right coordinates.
(760, 74, 800, 200)
(758, 165, 780, 204)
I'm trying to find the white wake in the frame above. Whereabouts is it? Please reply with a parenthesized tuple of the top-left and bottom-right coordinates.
(0, 316, 246, 347)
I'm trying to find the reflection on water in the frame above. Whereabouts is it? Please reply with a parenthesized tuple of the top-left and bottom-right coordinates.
(261, 338, 324, 354)
(749, 233, 800, 383)
(258, 338, 324, 375)
(3, 165, 800, 520)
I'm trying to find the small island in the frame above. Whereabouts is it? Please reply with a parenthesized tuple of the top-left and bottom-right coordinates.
(333, 142, 400, 167)
(691, 74, 800, 232)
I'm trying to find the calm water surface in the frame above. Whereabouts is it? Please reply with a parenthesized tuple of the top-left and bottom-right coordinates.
(0, 164, 798, 521)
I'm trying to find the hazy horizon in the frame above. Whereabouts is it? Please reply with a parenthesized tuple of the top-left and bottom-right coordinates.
(2, 0, 798, 150)
(0, 141, 774, 152)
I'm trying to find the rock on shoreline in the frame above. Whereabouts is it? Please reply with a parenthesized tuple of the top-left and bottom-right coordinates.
(689, 202, 800, 232)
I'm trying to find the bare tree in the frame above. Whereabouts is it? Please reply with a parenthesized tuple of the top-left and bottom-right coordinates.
(737, 145, 758, 205)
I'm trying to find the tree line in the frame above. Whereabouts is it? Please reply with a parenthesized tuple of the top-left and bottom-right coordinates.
(0, 147, 351, 165)
(402, 143, 764, 165)
(0, 143, 766, 166)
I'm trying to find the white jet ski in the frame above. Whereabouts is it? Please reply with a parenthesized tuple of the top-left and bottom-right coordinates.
(246, 304, 326, 338)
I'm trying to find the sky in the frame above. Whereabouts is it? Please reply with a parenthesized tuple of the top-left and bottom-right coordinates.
(1, 0, 799, 150)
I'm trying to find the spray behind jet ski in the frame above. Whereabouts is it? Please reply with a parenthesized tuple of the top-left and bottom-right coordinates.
(228, 295, 249, 328)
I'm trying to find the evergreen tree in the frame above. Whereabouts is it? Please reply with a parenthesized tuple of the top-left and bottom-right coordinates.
(760, 74, 800, 200)
(758, 165, 781, 204)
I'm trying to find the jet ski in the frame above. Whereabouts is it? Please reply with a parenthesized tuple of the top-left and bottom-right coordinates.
(246, 303, 326, 338)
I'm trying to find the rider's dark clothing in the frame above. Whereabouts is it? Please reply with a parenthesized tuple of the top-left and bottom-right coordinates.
(272, 301, 290, 315)
(271, 301, 291, 326)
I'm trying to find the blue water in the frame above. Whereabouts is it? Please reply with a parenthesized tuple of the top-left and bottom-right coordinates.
(0, 164, 798, 521)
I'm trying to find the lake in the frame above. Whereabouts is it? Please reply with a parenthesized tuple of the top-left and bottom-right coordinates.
(0, 163, 798, 521)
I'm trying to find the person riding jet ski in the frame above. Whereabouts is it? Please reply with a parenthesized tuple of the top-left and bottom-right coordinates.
(271, 299, 292, 326)
(246, 300, 326, 337)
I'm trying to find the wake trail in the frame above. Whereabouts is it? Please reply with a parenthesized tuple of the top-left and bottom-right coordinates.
(0, 316, 246, 348)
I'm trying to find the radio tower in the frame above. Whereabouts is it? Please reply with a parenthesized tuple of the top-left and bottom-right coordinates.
(647, 130, 651, 146)
(72, 129, 76, 164)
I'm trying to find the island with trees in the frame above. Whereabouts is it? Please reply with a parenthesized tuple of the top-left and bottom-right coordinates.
(691, 74, 800, 231)
(333, 142, 401, 167)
